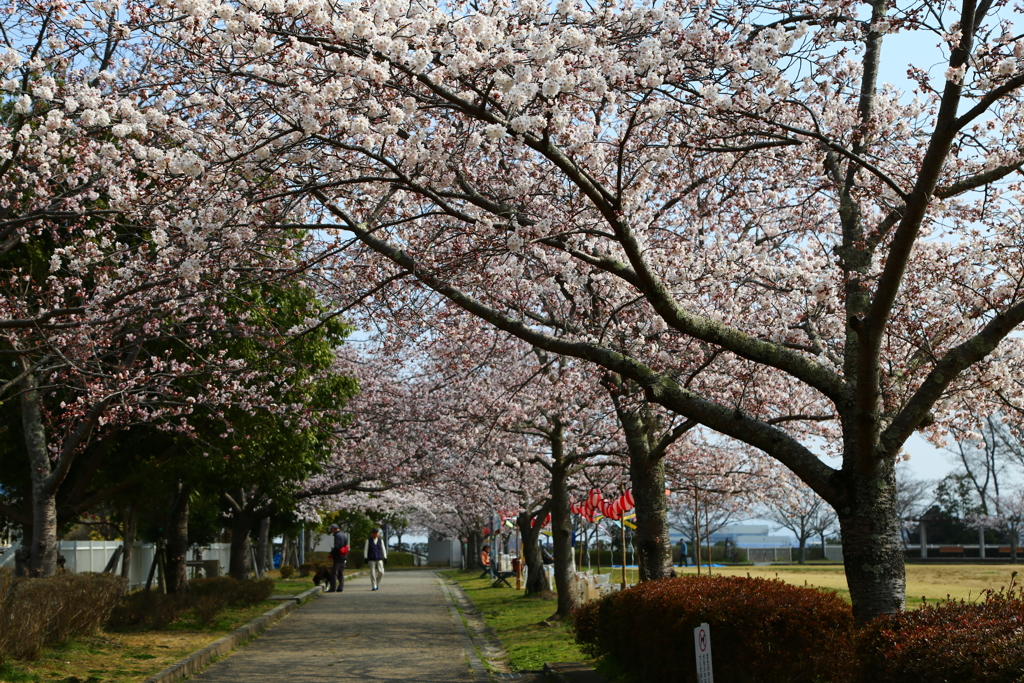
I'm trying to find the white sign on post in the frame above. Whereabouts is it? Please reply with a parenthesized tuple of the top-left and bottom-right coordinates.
(694, 622, 714, 683)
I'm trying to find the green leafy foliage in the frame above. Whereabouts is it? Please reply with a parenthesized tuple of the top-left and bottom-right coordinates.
(573, 575, 856, 683)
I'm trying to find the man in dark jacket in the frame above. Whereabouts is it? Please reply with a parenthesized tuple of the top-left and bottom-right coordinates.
(364, 527, 388, 591)
(327, 523, 349, 593)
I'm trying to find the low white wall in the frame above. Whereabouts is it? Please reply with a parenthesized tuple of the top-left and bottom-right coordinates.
(0, 541, 233, 590)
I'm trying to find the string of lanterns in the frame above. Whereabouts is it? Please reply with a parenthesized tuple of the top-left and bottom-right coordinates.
(571, 487, 635, 522)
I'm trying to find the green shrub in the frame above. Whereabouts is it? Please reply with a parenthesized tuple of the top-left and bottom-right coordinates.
(279, 565, 296, 579)
(857, 584, 1024, 683)
(387, 551, 415, 567)
(189, 577, 274, 606)
(574, 575, 856, 683)
(190, 594, 229, 626)
(0, 571, 126, 661)
(298, 563, 314, 577)
(106, 590, 191, 632)
(107, 577, 273, 632)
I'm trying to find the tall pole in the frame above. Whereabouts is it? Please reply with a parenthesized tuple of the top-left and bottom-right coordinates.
(693, 488, 702, 576)
(704, 498, 712, 577)
(620, 518, 627, 590)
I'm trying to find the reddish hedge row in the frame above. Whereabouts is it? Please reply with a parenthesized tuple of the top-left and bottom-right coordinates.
(858, 589, 1024, 683)
(574, 575, 1024, 683)
(574, 575, 856, 683)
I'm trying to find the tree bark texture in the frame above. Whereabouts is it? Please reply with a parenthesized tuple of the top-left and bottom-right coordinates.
(255, 516, 271, 577)
(164, 482, 190, 593)
(22, 375, 58, 577)
(517, 506, 552, 595)
(228, 512, 254, 580)
(119, 503, 138, 580)
(837, 459, 905, 624)
(548, 428, 579, 619)
(618, 402, 676, 581)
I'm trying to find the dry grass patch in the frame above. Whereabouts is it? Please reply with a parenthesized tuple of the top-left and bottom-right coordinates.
(0, 630, 211, 683)
(672, 563, 1022, 607)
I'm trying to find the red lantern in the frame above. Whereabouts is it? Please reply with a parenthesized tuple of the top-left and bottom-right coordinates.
(588, 488, 603, 508)
(544, 513, 552, 527)
(624, 489, 635, 509)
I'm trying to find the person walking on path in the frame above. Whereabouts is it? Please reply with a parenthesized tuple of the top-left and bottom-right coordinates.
(364, 527, 388, 590)
(327, 523, 349, 593)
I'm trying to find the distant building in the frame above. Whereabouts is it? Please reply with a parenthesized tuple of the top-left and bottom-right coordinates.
(667, 524, 793, 548)
(708, 524, 793, 548)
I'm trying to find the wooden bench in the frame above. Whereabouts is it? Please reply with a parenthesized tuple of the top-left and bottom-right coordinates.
(938, 546, 965, 557)
(999, 546, 1018, 555)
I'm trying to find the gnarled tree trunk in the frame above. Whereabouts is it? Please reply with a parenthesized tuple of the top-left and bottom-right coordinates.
(164, 482, 191, 593)
(516, 503, 552, 595)
(548, 423, 579, 620)
(837, 459, 905, 623)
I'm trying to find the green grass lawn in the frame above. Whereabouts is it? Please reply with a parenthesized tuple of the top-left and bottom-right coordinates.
(441, 570, 592, 672)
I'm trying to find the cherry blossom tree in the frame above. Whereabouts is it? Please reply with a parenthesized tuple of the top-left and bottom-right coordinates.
(666, 434, 774, 566)
(0, 2, 354, 577)
(167, 0, 1024, 620)
(761, 473, 838, 564)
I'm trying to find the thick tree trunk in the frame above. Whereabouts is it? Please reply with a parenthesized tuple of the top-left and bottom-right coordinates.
(549, 445, 579, 619)
(164, 482, 190, 593)
(797, 538, 807, 565)
(23, 378, 58, 577)
(255, 516, 271, 577)
(228, 513, 254, 579)
(618, 404, 676, 581)
(517, 507, 552, 595)
(119, 503, 138, 580)
(630, 455, 674, 581)
(838, 460, 905, 624)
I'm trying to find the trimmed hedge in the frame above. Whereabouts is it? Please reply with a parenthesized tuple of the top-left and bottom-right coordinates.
(574, 575, 856, 683)
(857, 586, 1024, 683)
(0, 570, 126, 662)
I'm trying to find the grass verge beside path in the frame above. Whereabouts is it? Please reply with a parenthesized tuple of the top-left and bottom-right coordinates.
(0, 571, 353, 683)
(441, 569, 592, 673)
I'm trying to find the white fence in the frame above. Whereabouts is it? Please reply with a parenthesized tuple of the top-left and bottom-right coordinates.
(746, 546, 793, 564)
(0, 542, 233, 590)
(823, 544, 844, 562)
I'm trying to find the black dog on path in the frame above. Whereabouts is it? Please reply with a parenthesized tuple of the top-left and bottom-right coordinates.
(312, 567, 332, 587)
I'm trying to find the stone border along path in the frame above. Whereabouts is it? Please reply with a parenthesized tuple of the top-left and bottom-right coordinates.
(437, 575, 525, 679)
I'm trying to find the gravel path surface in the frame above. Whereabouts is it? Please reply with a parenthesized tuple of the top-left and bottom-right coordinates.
(193, 569, 478, 682)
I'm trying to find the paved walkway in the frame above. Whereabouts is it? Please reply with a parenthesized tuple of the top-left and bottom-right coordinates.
(193, 570, 479, 683)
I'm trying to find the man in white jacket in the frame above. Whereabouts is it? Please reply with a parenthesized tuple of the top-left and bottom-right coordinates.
(364, 527, 388, 591)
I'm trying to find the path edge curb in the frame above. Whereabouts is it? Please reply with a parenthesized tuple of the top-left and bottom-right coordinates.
(140, 584, 324, 683)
